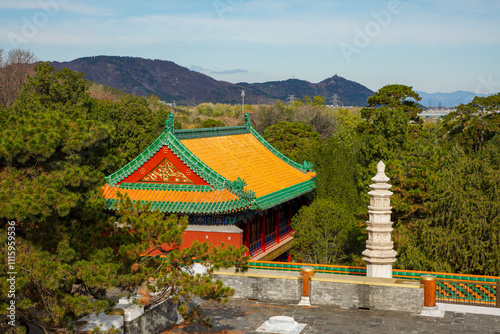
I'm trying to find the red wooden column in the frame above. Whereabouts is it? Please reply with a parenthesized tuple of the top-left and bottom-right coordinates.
(261, 211, 266, 252)
(421, 275, 436, 307)
(275, 207, 280, 243)
(287, 201, 293, 236)
(244, 218, 250, 249)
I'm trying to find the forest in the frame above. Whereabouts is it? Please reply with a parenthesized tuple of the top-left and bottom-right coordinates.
(0, 52, 499, 332)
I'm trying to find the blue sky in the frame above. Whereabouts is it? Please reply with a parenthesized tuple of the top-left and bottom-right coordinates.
(1, 0, 499, 94)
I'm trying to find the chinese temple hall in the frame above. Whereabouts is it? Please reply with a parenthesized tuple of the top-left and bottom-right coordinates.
(101, 113, 316, 260)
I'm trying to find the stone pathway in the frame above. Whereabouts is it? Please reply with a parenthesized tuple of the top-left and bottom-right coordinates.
(162, 299, 500, 334)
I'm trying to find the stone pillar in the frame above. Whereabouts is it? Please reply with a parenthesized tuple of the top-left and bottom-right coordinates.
(362, 161, 397, 278)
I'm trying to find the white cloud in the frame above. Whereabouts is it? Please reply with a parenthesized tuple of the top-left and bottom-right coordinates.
(415, 0, 500, 14)
(1, 0, 498, 57)
(0, 0, 114, 17)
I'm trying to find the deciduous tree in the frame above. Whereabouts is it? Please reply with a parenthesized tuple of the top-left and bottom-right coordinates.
(0, 49, 36, 108)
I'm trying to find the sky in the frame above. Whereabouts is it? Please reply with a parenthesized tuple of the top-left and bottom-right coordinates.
(1, 0, 499, 94)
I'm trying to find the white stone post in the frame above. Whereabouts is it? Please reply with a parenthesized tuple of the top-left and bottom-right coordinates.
(362, 161, 397, 278)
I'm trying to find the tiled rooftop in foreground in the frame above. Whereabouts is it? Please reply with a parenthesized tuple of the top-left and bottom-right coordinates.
(163, 299, 500, 334)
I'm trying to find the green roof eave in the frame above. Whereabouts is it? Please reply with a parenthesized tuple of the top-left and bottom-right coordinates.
(251, 177, 316, 211)
(104, 197, 251, 215)
(119, 183, 213, 192)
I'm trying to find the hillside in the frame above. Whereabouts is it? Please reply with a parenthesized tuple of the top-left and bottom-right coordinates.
(51, 56, 373, 106)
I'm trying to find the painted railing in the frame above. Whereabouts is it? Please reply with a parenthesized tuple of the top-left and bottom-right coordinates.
(249, 240, 262, 257)
(249, 261, 366, 276)
(264, 232, 277, 248)
(248, 261, 500, 308)
(436, 279, 500, 308)
(278, 225, 290, 240)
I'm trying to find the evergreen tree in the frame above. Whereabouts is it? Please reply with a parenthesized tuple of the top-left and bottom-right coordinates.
(440, 93, 500, 153)
(0, 63, 247, 333)
(263, 121, 321, 163)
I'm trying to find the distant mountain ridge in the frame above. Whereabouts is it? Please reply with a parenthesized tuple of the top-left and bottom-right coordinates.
(50, 56, 374, 106)
(416, 90, 491, 108)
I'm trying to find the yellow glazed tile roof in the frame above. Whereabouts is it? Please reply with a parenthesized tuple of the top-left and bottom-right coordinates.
(180, 133, 315, 198)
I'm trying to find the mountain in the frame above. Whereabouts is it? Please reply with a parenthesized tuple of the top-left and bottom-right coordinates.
(50, 56, 373, 106)
(416, 90, 489, 108)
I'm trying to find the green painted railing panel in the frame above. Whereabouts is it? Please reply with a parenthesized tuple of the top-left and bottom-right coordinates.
(248, 261, 499, 305)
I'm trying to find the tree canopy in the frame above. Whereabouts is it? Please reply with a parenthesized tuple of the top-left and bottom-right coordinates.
(366, 84, 422, 120)
(0, 63, 247, 333)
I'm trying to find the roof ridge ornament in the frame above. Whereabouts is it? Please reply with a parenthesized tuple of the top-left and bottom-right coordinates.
(231, 177, 247, 191)
(227, 177, 256, 200)
(165, 113, 175, 133)
(302, 161, 314, 172)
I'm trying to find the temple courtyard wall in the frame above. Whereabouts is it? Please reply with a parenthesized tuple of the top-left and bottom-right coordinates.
(214, 268, 424, 314)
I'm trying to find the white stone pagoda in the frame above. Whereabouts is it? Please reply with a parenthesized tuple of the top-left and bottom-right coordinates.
(362, 161, 397, 278)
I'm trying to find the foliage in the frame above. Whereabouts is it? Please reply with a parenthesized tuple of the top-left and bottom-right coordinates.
(89, 94, 170, 164)
(385, 123, 445, 225)
(0, 49, 37, 108)
(0, 62, 123, 332)
(253, 99, 343, 138)
(291, 199, 362, 264)
(290, 126, 365, 265)
(263, 121, 320, 163)
(0, 63, 248, 332)
(113, 196, 248, 326)
(366, 84, 422, 120)
(440, 93, 500, 153)
(312, 129, 362, 208)
(396, 144, 500, 275)
(253, 101, 295, 133)
(357, 106, 411, 169)
(196, 103, 242, 118)
(197, 118, 226, 128)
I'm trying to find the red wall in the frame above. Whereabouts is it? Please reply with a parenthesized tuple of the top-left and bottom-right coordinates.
(181, 230, 243, 250)
(147, 230, 244, 257)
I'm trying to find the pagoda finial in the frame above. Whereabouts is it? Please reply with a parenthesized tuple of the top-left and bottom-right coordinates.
(244, 112, 251, 127)
(165, 113, 175, 132)
(371, 160, 390, 183)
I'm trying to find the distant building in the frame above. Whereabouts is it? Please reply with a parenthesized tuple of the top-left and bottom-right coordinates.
(418, 108, 455, 120)
(101, 113, 316, 260)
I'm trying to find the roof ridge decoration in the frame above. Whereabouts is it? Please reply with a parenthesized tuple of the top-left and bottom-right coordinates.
(140, 158, 193, 184)
(174, 126, 250, 140)
(165, 113, 175, 133)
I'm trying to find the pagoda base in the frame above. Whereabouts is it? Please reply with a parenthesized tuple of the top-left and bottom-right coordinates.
(366, 263, 393, 278)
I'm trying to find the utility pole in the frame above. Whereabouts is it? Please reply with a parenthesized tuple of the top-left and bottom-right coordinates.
(331, 94, 340, 107)
(241, 90, 245, 114)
